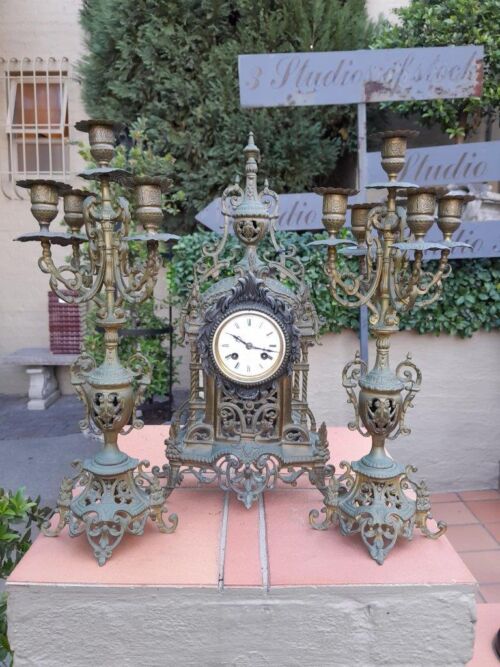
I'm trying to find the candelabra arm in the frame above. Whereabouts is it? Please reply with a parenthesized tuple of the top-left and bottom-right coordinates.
(113, 240, 160, 304)
(342, 352, 370, 437)
(326, 220, 384, 310)
(38, 240, 106, 304)
(117, 196, 131, 237)
(391, 248, 451, 313)
(83, 195, 102, 276)
(414, 249, 452, 308)
(326, 247, 383, 309)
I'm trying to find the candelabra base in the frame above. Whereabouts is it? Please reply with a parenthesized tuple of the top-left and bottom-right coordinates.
(42, 457, 178, 566)
(309, 460, 447, 565)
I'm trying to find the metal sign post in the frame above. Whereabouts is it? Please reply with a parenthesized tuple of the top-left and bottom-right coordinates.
(357, 102, 369, 363)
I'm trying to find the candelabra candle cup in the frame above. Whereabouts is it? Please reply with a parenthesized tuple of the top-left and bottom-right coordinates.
(132, 177, 171, 233)
(374, 130, 418, 181)
(75, 119, 121, 166)
(406, 188, 440, 239)
(63, 189, 93, 233)
(350, 203, 373, 244)
(18, 179, 67, 230)
(437, 193, 473, 240)
(314, 188, 358, 236)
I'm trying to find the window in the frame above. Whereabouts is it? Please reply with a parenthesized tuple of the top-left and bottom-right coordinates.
(3, 58, 70, 180)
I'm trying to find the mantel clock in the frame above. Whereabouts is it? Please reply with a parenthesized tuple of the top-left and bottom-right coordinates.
(162, 134, 332, 507)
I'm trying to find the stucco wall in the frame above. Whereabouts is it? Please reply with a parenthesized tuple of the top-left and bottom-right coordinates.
(0, 0, 86, 394)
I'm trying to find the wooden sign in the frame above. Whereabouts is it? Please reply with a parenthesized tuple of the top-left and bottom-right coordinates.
(368, 141, 500, 186)
(239, 46, 484, 107)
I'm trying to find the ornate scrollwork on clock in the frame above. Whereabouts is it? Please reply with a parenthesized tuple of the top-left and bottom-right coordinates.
(163, 133, 331, 507)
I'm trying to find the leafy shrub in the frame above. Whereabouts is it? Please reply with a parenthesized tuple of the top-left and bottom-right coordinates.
(79, 0, 377, 219)
(372, 0, 500, 141)
(0, 488, 51, 664)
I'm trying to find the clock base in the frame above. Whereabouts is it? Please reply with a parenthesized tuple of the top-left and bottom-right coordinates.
(160, 422, 333, 509)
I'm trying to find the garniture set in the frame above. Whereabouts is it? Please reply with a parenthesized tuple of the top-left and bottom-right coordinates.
(16, 120, 470, 566)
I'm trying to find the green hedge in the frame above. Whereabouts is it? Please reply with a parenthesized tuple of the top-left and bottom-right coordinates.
(79, 0, 376, 219)
(170, 230, 500, 338)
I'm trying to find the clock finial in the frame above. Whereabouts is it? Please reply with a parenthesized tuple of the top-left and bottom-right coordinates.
(243, 131, 260, 164)
(220, 133, 278, 249)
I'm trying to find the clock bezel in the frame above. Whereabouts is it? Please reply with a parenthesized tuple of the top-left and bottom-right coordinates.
(209, 304, 290, 387)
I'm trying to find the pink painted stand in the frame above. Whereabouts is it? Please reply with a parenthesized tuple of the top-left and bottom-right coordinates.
(7, 427, 478, 666)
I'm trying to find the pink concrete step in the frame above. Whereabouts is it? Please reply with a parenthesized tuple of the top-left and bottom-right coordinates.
(7, 427, 479, 666)
(9, 427, 475, 589)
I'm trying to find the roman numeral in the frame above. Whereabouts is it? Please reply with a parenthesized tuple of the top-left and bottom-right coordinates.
(247, 318, 251, 326)
(266, 332, 273, 336)
(246, 365, 251, 373)
(235, 362, 240, 369)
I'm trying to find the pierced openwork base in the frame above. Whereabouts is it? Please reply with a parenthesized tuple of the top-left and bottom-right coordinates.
(42, 458, 178, 566)
(162, 422, 332, 509)
(162, 456, 334, 510)
(309, 461, 446, 564)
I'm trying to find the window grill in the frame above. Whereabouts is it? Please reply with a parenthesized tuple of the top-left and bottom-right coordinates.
(1, 57, 71, 199)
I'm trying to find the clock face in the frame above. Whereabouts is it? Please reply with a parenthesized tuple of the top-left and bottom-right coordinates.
(212, 309, 287, 385)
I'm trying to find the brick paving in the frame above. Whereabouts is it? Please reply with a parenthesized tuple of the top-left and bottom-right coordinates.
(431, 491, 500, 603)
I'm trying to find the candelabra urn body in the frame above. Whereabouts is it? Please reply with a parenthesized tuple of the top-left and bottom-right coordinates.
(15, 120, 178, 564)
(309, 131, 471, 563)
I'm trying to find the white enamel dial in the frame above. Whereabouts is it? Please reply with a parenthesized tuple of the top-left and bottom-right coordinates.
(212, 309, 287, 384)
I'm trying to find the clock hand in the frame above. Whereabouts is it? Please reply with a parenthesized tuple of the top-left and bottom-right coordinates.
(227, 334, 275, 354)
(228, 333, 250, 346)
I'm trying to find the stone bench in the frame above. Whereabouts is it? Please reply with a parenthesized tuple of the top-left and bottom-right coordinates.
(3, 347, 78, 410)
(6, 427, 478, 666)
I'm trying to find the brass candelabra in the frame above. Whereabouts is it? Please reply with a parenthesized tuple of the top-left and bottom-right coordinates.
(309, 130, 471, 564)
(15, 119, 178, 565)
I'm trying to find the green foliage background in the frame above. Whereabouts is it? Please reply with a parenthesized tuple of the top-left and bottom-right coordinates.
(79, 0, 500, 350)
(0, 489, 50, 664)
(79, 0, 376, 218)
(373, 0, 500, 141)
(171, 231, 500, 338)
